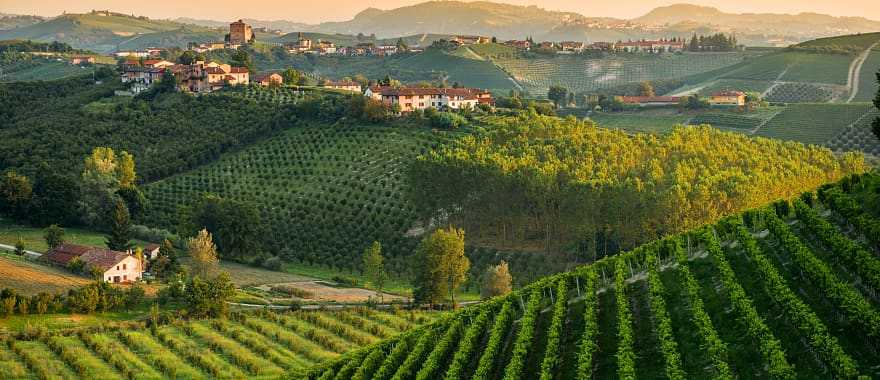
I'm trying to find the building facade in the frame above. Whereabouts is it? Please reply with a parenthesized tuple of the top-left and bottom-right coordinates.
(229, 20, 253, 45)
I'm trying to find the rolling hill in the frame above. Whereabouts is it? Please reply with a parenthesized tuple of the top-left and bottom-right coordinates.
(312, 173, 880, 379)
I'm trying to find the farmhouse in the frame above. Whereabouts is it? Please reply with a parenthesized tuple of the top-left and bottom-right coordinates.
(229, 20, 254, 45)
(43, 243, 142, 283)
(253, 72, 283, 86)
(451, 35, 491, 45)
(709, 91, 746, 106)
(365, 86, 492, 112)
(322, 80, 362, 92)
(70, 56, 95, 65)
(504, 40, 531, 50)
(618, 96, 682, 106)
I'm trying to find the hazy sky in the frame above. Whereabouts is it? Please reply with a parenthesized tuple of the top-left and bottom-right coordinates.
(3, 0, 880, 23)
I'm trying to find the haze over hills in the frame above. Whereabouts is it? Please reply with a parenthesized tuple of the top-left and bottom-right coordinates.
(5, 1, 880, 52)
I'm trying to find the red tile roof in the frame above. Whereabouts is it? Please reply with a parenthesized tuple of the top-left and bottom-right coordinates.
(205, 67, 226, 74)
(229, 67, 249, 73)
(79, 249, 133, 272)
(43, 243, 92, 266)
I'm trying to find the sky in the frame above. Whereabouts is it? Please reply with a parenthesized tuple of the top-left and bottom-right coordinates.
(3, 0, 880, 23)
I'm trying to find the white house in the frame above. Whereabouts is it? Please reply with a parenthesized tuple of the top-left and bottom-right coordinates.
(43, 243, 143, 283)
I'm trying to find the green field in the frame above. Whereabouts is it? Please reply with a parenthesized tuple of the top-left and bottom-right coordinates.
(142, 121, 452, 276)
(695, 79, 772, 97)
(494, 52, 753, 96)
(795, 32, 880, 50)
(765, 82, 840, 103)
(0, 217, 150, 253)
(0, 59, 95, 82)
(721, 51, 853, 85)
(853, 48, 880, 102)
(755, 103, 874, 144)
(0, 308, 441, 378)
(315, 174, 880, 379)
(826, 109, 880, 156)
(688, 107, 781, 130)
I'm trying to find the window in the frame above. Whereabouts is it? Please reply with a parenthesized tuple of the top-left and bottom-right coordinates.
(123, 263, 127, 270)
(116, 265, 119, 270)
(123, 275, 127, 281)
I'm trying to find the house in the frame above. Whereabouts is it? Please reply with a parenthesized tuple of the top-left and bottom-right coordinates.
(142, 244, 161, 260)
(586, 42, 615, 51)
(504, 40, 531, 50)
(142, 59, 174, 69)
(285, 32, 313, 53)
(613, 39, 685, 53)
(451, 35, 491, 45)
(322, 80, 362, 92)
(173, 61, 249, 93)
(113, 50, 150, 58)
(229, 20, 253, 45)
(365, 86, 492, 112)
(43, 243, 142, 283)
(253, 72, 283, 86)
(709, 91, 746, 106)
(618, 96, 682, 106)
(189, 42, 226, 53)
(315, 40, 337, 55)
(70, 56, 95, 65)
(559, 41, 585, 53)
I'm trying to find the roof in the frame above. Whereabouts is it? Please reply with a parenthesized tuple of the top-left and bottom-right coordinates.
(368, 86, 487, 99)
(79, 249, 133, 272)
(712, 91, 745, 97)
(229, 67, 249, 73)
(143, 244, 160, 251)
(44, 243, 92, 266)
(71, 55, 93, 59)
(620, 96, 682, 104)
(253, 73, 281, 81)
(205, 67, 226, 74)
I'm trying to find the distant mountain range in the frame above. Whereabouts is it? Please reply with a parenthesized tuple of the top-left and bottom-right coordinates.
(3, 2, 880, 52)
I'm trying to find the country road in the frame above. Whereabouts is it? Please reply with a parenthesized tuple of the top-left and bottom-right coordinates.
(846, 42, 879, 103)
(0, 243, 42, 258)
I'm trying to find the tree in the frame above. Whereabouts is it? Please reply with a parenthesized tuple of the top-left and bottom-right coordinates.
(362, 241, 386, 298)
(639, 81, 655, 97)
(412, 226, 470, 307)
(281, 68, 302, 85)
(116, 186, 146, 220)
(180, 194, 263, 262)
(184, 271, 235, 318)
(44, 224, 65, 251)
(14, 237, 25, 256)
(134, 246, 145, 274)
(106, 199, 132, 251)
(230, 48, 255, 73)
(873, 70, 880, 140)
(117, 154, 142, 181)
(177, 50, 204, 65)
(481, 260, 513, 299)
(189, 229, 219, 278)
(151, 239, 179, 278)
(547, 85, 568, 108)
(28, 170, 80, 227)
(0, 170, 32, 219)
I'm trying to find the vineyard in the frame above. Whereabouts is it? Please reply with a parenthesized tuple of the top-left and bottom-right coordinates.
(720, 51, 852, 85)
(826, 109, 880, 156)
(312, 173, 880, 379)
(853, 49, 880, 102)
(764, 82, 840, 103)
(587, 112, 691, 134)
(0, 308, 440, 379)
(688, 108, 781, 130)
(754, 103, 874, 145)
(493, 52, 753, 96)
(142, 121, 452, 276)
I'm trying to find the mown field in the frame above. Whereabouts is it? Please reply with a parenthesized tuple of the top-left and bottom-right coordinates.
(0, 308, 441, 379)
(0, 254, 90, 296)
(315, 173, 880, 379)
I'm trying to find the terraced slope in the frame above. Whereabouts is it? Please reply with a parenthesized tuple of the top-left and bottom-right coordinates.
(142, 121, 453, 274)
(313, 173, 880, 379)
(0, 308, 440, 379)
(754, 103, 874, 144)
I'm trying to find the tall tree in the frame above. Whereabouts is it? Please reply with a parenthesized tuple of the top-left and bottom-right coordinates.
(44, 224, 65, 251)
(547, 85, 568, 108)
(481, 260, 513, 299)
(0, 170, 32, 219)
(117, 151, 136, 188)
(873, 70, 880, 140)
(180, 194, 263, 261)
(189, 229, 219, 278)
(105, 199, 132, 251)
(412, 226, 470, 307)
(639, 81, 656, 97)
(362, 241, 386, 298)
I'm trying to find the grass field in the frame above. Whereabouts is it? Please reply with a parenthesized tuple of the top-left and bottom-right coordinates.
(494, 52, 753, 96)
(795, 32, 880, 50)
(853, 48, 880, 102)
(0, 308, 442, 378)
(316, 174, 880, 379)
(755, 103, 874, 144)
(0, 217, 150, 253)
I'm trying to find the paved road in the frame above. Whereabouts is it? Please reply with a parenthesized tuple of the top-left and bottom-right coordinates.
(0, 243, 42, 259)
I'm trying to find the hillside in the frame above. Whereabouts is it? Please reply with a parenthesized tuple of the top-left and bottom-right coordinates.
(0, 11, 222, 53)
(635, 4, 880, 38)
(271, 32, 450, 49)
(313, 172, 880, 379)
(0, 14, 44, 30)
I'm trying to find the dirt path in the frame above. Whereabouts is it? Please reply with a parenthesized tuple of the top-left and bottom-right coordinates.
(667, 80, 717, 97)
(749, 108, 784, 135)
(761, 66, 791, 98)
(460, 46, 485, 61)
(846, 42, 880, 103)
